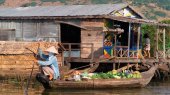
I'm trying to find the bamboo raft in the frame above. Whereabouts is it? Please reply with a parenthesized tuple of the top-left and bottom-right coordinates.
(50, 65, 157, 89)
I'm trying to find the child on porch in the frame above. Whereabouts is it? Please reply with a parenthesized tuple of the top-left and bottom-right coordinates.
(143, 33, 150, 58)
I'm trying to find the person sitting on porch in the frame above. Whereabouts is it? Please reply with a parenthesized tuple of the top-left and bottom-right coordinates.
(143, 33, 150, 58)
(37, 46, 60, 80)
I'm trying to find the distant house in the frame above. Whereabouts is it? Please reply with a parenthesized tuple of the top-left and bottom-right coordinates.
(0, 3, 167, 63)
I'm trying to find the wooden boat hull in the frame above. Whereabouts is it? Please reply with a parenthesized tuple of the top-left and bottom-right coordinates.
(50, 65, 157, 89)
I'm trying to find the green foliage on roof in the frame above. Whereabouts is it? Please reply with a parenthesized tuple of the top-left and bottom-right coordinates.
(154, 11, 166, 17)
(41, 0, 66, 3)
(21, 2, 37, 7)
(132, 0, 170, 11)
(0, 0, 5, 5)
(91, 0, 110, 4)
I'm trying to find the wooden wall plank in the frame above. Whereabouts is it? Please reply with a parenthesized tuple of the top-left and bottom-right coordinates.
(80, 19, 104, 58)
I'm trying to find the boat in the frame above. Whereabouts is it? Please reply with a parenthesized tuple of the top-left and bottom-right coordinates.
(47, 65, 157, 89)
(36, 62, 100, 89)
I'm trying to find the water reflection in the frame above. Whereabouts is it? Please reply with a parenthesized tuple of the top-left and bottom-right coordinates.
(0, 83, 43, 95)
(42, 88, 153, 95)
(0, 80, 170, 95)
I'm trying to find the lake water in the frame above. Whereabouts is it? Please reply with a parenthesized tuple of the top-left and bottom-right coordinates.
(0, 80, 170, 95)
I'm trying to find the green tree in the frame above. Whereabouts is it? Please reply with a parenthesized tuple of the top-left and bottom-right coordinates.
(0, 0, 5, 5)
(41, 0, 66, 3)
(161, 20, 170, 49)
(21, 2, 37, 7)
(141, 20, 170, 56)
(154, 11, 166, 17)
(91, 0, 110, 4)
(141, 24, 156, 55)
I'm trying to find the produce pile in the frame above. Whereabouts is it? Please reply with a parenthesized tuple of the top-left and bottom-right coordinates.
(65, 69, 142, 81)
(89, 70, 142, 79)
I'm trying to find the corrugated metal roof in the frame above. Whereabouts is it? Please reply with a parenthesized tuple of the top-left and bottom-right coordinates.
(0, 3, 128, 17)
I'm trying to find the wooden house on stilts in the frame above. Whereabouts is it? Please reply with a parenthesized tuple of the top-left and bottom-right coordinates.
(0, 3, 169, 77)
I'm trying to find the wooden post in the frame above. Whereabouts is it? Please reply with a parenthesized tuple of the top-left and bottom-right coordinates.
(113, 63, 115, 70)
(21, 22, 24, 41)
(114, 35, 117, 57)
(163, 28, 166, 59)
(80, 43, 81, 58)
(137, 24, 141, 59)
(91, 43, 94, 63)
(69, 43, 71, 59)
(128, 23, 131, 57)
(58, 23, 61, 42)
(62, 51, 64, 66)
(156, 27, 159, 59)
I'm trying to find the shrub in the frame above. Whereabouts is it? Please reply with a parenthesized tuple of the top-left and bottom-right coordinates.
(149, 16, 157, 20)
(154, 11, 166, 17)
(91, 0, 110, 4)
(141, 24, 157, 55)
(21, 2, 37, 7)
(161, 20, 170, 48)
(0, 0, 5, 5)
(41, 0, 66, 3)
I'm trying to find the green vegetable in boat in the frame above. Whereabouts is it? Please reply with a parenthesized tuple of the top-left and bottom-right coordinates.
(112, 70, 117, 75)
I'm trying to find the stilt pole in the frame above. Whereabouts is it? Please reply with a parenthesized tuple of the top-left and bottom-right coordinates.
(128, 23, 131, 57)
(163, 28, 166, 59)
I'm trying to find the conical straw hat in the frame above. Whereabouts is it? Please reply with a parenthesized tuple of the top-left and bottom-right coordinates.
(45, 46, 59, 54)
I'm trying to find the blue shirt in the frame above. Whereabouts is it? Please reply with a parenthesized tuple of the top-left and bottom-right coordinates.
(37, 49, 60, 79)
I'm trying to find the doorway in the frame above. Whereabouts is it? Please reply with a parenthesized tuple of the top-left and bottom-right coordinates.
(60, 23, 81, 57)
(60, 23, 81, 43)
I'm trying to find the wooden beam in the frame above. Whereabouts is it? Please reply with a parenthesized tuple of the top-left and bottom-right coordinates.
(114, 35, 117, 57)
(0, 29, 15, 31)
(128, 23, 131, 57)
(163, 28, 166, 59)
(156, 27, 159, 59)
(137, 24, 141, 59)
(65, 57, 162, 63)
(55, 21, 87, 30)
(91, 43, 94, 63)
(69, 43, 71, 59)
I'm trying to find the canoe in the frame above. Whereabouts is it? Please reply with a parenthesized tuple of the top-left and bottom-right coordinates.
(50, 65, 157, 89)
(62, 62, 99, 76)
(36, 62, 100, 89)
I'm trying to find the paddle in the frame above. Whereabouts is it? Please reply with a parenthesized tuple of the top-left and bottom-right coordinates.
(24, 62, 35, 95)
(64, 56, 115, 76)
(116, 64, 136, 73)
(64, 62, 99, 75)
(24, 44, 40, 95)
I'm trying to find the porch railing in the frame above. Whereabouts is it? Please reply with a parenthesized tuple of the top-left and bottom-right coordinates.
(159, 48, 170, 59)
(115, 46, 128, 58)
(62, 43, 94, 61)
(114, 46, 138, 58)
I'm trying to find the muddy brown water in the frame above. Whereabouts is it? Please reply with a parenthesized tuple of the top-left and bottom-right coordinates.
(0, 80, 170, 95)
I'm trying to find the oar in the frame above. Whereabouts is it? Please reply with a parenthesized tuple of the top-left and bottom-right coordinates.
(64, 56, 115, 76)
(64, 62, 99, 75)
(25, 42, 40, 59)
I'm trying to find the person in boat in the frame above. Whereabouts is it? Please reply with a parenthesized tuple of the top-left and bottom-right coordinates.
(143, 33, 150, 58)
(36, 46, 60, 80)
